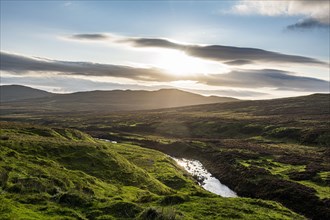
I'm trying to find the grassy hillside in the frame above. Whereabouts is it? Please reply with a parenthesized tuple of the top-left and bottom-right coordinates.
(0, 122, 304, 220)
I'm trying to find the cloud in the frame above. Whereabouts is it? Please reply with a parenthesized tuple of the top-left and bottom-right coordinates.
(120, 37, 183, 49)
(224, 60, 253, 65)
(0, 51, 176, 82)
(186, 88, 269, 98)
(70, 34, 111, 40)
(122, 37, 327, 66)
(70, 34, 326, 66)
(202, 69, 330, 92)
(0, 75, 171, 93)
(231, 0, 330, 30)
(287, 18, 330, 30)
(1, 51, 328, 93)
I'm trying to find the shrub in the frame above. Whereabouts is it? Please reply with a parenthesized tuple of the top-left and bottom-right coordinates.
(160, 195, 185, 205)
(0, 135, 9, 140)
(266, 127, 301, 140)
(139, 207, 182, 220)
(240, 124, 263, 135)
(316, 133, 330, 146)
(58, 192, 91, 207)
(0, 169, 9, 188)
(101, 201, 143, 218)
(161, 175, 187, 190)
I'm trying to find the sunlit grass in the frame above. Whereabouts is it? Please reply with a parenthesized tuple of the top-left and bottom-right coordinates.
(0, 123, 305, 219)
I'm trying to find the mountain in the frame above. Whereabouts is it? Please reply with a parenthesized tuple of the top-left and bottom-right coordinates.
(0, 85, 52, 102)
(0, 85, 237, 112)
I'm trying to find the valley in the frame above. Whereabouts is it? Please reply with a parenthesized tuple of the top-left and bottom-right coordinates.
(0, 86, 329, 219)
(2, 1, 329, 219)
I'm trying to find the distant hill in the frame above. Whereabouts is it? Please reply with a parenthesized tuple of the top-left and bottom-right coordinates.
(0, 85, 237, 112)
(0, 85, 52, 102)
(171, 93, 330, 116)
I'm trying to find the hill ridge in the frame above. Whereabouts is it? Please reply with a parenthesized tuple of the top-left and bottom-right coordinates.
(0, 84, 237, 111)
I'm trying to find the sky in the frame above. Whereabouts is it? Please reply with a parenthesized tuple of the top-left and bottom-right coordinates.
(0, 0, 329, 99)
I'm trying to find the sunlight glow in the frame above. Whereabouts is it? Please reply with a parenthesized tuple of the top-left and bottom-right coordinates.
(153, 50, 226, 76)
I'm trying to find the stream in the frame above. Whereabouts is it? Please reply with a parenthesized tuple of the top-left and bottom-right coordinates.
(95, 138, 237, 197)
(95, 138, 117, 143)
(172, 157, 237, 197)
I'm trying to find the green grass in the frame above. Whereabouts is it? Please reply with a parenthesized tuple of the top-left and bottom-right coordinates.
(319, 171, 330, 181)
(176, 197, 304, 220)
(239, 158, 330, 199)
(297, 181, 330, 199)
(239, 158, 306, 177)
(0, 122, 305, 219)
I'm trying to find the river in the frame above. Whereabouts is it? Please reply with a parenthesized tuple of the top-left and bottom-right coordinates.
(172, 157, 237, 197)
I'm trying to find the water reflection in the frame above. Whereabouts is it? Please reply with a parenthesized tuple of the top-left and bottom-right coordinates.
(172, 157, 237, 197)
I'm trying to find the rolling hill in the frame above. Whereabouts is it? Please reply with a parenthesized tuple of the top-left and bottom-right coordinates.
(0, 85, 52, 102)
(0, 85, 237, 112)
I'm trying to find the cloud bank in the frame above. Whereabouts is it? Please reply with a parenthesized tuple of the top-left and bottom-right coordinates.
(0, 51, 173, 82)
(126, 38, 325, 65)
(0, 75, 171, 93)
(202, 69, 329, 92)
(70, 34, 110, 40)
(1, 51, 329, 93)
(231, 0, 330, 30)
(70, 34, 327, 66)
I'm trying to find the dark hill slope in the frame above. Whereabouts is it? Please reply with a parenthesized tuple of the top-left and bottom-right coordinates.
(0, 86, 237, 112)
(172, 93, 330, 116)
(0, 85, 52, 102)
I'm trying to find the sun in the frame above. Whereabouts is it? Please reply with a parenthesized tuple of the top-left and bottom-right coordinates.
(153, 50, 221, 76)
